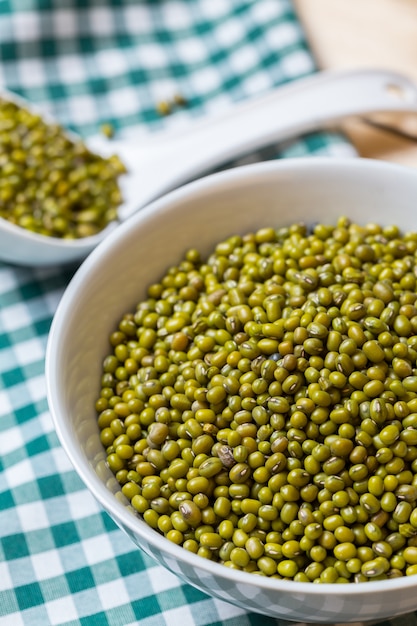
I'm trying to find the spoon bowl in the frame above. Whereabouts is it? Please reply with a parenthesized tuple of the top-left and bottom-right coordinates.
(2, 68, 417, 266)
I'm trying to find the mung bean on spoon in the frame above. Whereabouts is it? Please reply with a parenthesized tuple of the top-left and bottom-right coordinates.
(1, 67, 417, 267)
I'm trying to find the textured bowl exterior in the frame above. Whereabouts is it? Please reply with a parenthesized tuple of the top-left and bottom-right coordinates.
(46, 158, 417, 622)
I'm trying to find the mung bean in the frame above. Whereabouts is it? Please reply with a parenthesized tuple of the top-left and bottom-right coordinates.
(97, 218, 417, 583)
(0, 97, 126, 238)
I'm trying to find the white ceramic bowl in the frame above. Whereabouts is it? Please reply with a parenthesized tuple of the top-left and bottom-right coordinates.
(46, 158, 417, 623)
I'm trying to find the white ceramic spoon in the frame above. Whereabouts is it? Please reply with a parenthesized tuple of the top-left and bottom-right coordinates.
(2, 67, 417, 267)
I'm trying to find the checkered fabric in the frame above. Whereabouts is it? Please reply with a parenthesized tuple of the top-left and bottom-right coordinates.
(0, 1, 385, 625)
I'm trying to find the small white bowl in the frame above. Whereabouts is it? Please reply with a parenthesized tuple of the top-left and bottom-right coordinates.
(46, 158, 417, 623)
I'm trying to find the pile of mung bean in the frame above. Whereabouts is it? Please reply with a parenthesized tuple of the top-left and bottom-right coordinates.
(96, 217, 417, 583)
(0, 97, 126, 238)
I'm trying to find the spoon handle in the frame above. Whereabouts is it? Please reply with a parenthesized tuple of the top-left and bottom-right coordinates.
(118, 68, 417, 216)
(180, 68, 417, 164)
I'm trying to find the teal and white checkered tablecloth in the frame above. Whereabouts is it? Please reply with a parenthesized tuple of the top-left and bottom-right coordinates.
(0, 2, 403, 625)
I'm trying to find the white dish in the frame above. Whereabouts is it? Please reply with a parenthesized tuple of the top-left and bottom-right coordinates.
(46, 158, 417, 622)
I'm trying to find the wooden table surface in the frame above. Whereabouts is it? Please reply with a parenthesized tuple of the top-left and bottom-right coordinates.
(294, 0, 417, 167)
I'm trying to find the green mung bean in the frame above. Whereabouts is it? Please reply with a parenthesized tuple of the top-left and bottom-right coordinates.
(0, 97, 126, 238)
(97, 218, 417, 583)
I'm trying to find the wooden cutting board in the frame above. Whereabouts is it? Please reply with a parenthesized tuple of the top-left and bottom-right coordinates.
(294, 0, 417, 167)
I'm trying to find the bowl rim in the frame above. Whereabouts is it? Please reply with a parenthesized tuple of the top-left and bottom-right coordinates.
(46, 156, 417, 597)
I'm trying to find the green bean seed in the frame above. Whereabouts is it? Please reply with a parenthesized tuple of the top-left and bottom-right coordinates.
(97, 218, 417, 583)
